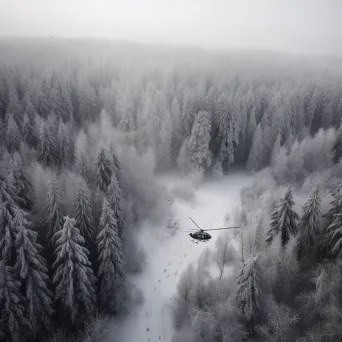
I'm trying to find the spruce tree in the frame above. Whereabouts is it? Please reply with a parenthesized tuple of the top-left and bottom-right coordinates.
(96, 147, 112, 192)
(5, 113, 21, 153)
(56, 119, 69, 169)
(265, 188, 299, 247)
(324, 183, 342, 228)
(37, 121, 57, 168)
(97, 198, 125, 314)
(186, 110, 212, 173)
(247, 123, 264, 171)
(43, 177, 65, 244)
(333, 125, 342, 164)
(297, 184, 321, 260)
(53, 216, 96, 323)
(107, 174, 124, 239)
(235, 255, 261, 336)
(74, 178, 94, 241)
(13, 208, 54, 336)
(0, 261, 31, 342)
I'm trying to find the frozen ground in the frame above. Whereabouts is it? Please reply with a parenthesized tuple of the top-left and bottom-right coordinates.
(116, 173, 252, 342)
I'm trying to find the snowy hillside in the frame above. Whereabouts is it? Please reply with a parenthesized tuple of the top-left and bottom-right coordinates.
(116, 173, 252, 342)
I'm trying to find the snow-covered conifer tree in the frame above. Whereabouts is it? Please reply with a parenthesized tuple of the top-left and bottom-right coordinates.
(44, 177, 65, 244)
(107, 174, 124, 239)
(235, 255, 261, 335)
(5, 113, 21, 153)
(186, 110, 212, 173)
(265, 188, 299, 247)
(333, 126, 342, 164)
(324, 183, 342, 228)
(53, 216, 96, 323)
(9, 153, 34, 210)
(97, 198, 125, 313)
(13, 208, 54, 336)
(297, 184, 321, 259)
(0, 261, 31, 342)
(37, 121, 57, 168)
(247, 123, 264, 171)
(96, 147, 113, 192)
(56, 119, 70, 169)
(74, 178, 94, 241)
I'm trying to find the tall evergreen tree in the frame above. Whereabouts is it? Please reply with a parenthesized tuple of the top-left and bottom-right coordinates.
(107, 174, 124, 239)
(5, 113, 21, 153)
(74, 178, 94, 241)
(247, 123, 264, 171)
(235, 255, 261, 336)
(186, 110, 212, 173)
(297, 184, 321, 260)
(43, 177, 65, 245)
(333, 126, 342, 164)
(53, 216, 96, 323)
(37, 121, 57, 168)
(324, 183, 342, 228)
(265, 188, 299, 247)
(96, 147, 112, 192)
(13, 208, 54, 336)
(97, 198, 125, 314)
(0, 261, 31, 342)
(56, 119, 69, 169)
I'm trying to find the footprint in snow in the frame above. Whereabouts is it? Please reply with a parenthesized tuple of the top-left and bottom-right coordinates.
(146, 328, 149, 332)
(158, 280, 161, 282)
(164, 269, 166, 272)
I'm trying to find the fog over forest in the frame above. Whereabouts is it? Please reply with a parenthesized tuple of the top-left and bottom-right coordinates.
(1, 2, 342, 342)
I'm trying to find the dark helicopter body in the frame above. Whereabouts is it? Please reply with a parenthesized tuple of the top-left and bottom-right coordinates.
(189, 230, 212, 241)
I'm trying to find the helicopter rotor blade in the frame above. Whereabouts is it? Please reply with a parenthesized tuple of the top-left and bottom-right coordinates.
(189, 217, 202, 230)
(203, 226, 241, 231)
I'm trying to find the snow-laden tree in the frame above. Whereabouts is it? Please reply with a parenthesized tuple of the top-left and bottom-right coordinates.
(327, 188, 342, 257)
(116, 87, 136, 131)
(53, 216, 96, 323)
(74, 178, 94, 241)
(107, 174, 124, 239)
(22, 113, 38, 148)
(0, 261, 31, 342)
(37, 121, 57, 168)
(186, 110, 212, 173)
(170, 96, 183, 160)
(43, 177, 65, 244)
(56, 119, 70, 169)
(0, 168, 18, 262)
(324, 183, 342, 229)
(297, 184, 321, 260)
(13, 208, 54, 336)
(5, 113, 21, 153)
(235, 255, 261, 335)
(96, 147, 113, 192)
(9, 153, 34, 210)
(60, 86, 73, 122)
(97, 198, 125, 314)
(265, 188, 299, 247)
(270, 134, 281, 166)
(333, 126, 342, 164)
(247, 123, 265, 171)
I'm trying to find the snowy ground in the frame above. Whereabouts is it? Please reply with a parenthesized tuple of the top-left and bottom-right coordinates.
(116, 173, 252, 342)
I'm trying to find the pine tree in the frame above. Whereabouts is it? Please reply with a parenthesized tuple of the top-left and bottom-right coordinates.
(333, 126, 342, 164)
(107, 174, 124, 239)
(22, 99, 39, 148)
(97, 198, 125, 314)
(0, 261, 31, 342)
(235, 255, 261, 336)
(53, 216, 96, 323)
(37, 121, 57, 168)
(74, 178, 94, 241)
(96, 147, 113, 192)
(13, 208, 54, 336)
(247, 123, 264, 171)
(324, 183, 342, 228)
(327, 213, 342, 258)
(5, 113, 21, 153)
(297, 184, 321, 260)
(265, 188, 299, 247)
(9, 153, 34, 210)
(186, 110, 212, 173)
(0, 168, 18, 262)
(43, 177, 65, 244)
(56, 119, 69, 169)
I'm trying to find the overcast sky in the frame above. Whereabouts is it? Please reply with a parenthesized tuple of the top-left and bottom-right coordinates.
(0, 0, 341, 55)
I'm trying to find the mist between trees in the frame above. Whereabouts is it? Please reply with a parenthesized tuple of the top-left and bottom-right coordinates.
(0, 38, 342, 341)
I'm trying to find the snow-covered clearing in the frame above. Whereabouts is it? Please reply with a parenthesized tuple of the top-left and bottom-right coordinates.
(116, 173, 252, 342)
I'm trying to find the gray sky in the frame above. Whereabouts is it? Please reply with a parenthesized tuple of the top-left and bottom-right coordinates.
(1, 0, 341, 55)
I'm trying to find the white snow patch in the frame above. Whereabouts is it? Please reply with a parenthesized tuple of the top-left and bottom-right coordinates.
(116, 173, 252, 342)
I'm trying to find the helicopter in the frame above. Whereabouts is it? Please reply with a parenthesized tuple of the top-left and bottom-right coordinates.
(183, 217, 240, 244)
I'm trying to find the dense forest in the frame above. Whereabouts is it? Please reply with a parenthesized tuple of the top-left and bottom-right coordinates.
(0, 38, 342, 341)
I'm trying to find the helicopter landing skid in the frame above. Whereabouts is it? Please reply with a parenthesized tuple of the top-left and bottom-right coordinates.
(191, 239, 200, 244)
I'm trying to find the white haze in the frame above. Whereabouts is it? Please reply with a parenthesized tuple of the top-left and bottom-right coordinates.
(0, 0, 341, 56)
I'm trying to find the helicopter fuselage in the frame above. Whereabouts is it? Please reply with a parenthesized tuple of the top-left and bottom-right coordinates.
(189, 231, 212, 241)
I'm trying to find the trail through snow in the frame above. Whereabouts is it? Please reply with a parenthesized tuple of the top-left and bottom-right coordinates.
(116, 173, 252, 342)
